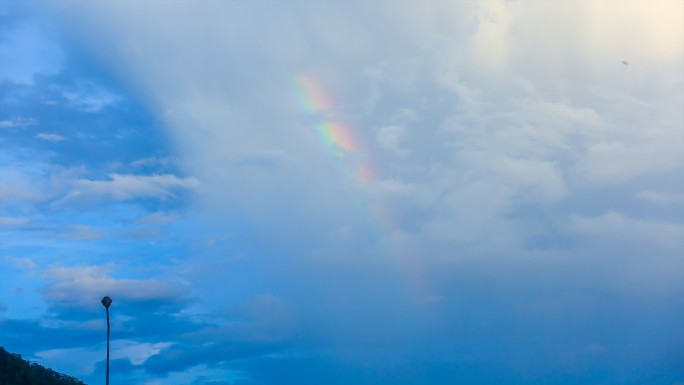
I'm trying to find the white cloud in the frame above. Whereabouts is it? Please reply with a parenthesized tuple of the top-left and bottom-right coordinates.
(0, 166, 47, 203)
(0, 217, 31, 226)
(562, 212, 684, 295)
(61, 81, 121, 112)
(51, 0, 684, 248)
(112, 340, 173, 365)
(42, 265, 187, 307)
(376, 125, 409, 155)
(138, 211, 179, 224)
(59, 225, 103, 240)
(61, 173, 200, 202)
(35, 132, 66, 141)
(0, 117, 37, 128)
(231, 150, 285, 167)
(566, 212, 684, 254)
(578, 119, 684, 185)
(130, 157, 173, 168)
(636, 190, 684, 206)
(4, 256, 39, 270)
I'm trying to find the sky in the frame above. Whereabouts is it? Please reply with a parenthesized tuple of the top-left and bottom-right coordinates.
(1, 1, 683, 384)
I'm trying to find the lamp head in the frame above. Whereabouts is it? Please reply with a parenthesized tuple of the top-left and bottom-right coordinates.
(101, 296, 112, 308)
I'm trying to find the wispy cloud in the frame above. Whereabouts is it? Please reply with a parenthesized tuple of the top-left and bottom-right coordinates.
(59, 173, 200, 203)
(0, 167, 48, 203)
(35, 132, 66, 141)
(58, 225, 103, 240)
(0, 116, 37, 128)
(61, 81, 121, 113)
(0, 217, 31, 227)
(129, 157, 174, 169)
(137, 211, 178, 224)
(4, 256, 39, 271)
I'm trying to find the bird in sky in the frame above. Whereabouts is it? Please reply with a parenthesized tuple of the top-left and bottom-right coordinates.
(622, 60, 629, 65)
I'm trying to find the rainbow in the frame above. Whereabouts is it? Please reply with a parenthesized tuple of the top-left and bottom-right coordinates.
(294, 75, 360, 156)
(292, 74, 381, 202)
(292, 74, 435, 304)
(294, 75, 333, 112)
(315, 122, 359, 155)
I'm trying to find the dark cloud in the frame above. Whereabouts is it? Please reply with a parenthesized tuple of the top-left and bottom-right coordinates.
(143, 341, 277, 376)
(93, 357, 137, 375)
(190, 380, 234, 385)
(141, 294, 298, 376)
(0, 317, 101, 352)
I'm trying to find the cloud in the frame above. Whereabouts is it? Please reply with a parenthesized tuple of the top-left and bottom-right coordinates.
(138, 211, 179, 224)
(231, 150, 285, 167)
(566, 211, 684, 252)
(23, 2, 684, 384)
(61, 81, 121, 112)
(376, 125, 409, 155)
(58, 224, 103, 240)
(0, 116, 37, 128)
(111, 340, 173, 365)
(0, 20, 63, 84)
(143, 340, 273, 376)
(636, 190, 684, 206)
(142, 294, 296, 376)
(34, 347, 101, 379)
(35, 132, 66, 141)
(59, 173, 200, 203)
(52, 1, 683, 233)
(0, 161, 68, 204)
(4, 256, 38, 270)
(563, 212, 684, 294)
(579, 126, 684, 185)
(53, 0, 684, 285)
(0, 317, 103, 352)
(0, 216, 31, 227)
(41, 265, 190, 309)
(130, 157, 174, 169)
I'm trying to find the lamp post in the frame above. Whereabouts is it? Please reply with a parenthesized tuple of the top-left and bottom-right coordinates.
(101, 296, 112, 385)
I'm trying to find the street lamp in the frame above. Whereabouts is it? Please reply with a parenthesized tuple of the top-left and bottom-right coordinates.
(101, 296, 112, 385)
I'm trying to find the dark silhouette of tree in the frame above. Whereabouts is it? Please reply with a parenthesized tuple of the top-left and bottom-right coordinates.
(0, 346, 86, 385)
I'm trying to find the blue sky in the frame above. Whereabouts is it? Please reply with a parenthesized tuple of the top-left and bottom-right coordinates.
(1, 1, 683, 384)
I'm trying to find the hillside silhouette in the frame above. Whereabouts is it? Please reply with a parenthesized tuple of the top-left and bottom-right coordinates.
(0, 347, 86, 385)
